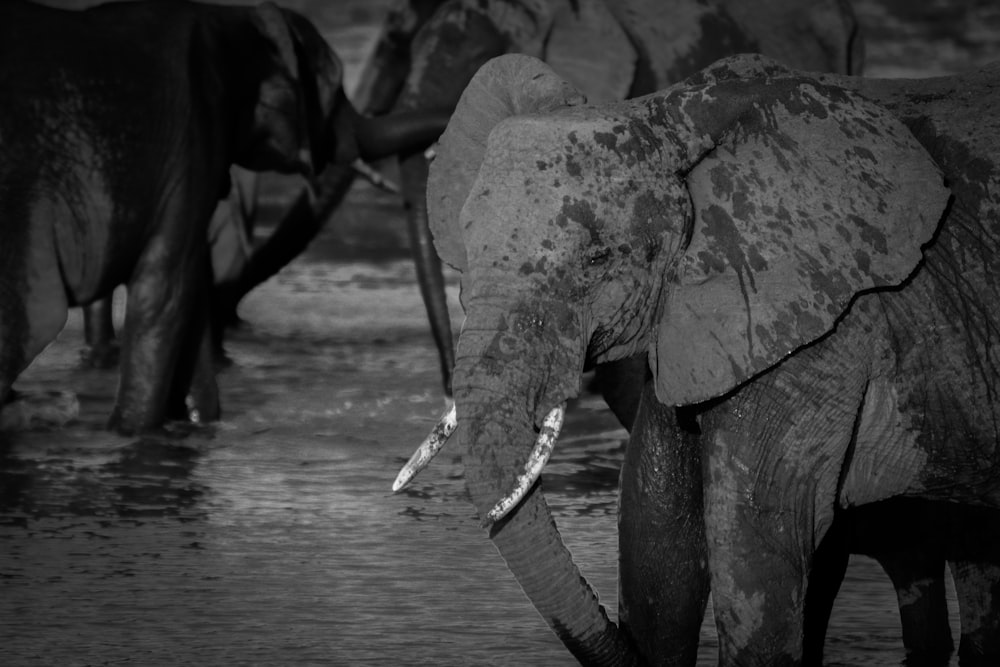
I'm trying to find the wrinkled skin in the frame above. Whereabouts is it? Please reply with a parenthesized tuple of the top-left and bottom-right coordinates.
(422, 52, 1000, 665)
(678, 54, 1000, 666)
(232, 0, 862, 396)
(0, 0, 445, 434)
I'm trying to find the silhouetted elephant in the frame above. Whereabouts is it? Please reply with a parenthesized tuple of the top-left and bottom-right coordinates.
(0, 0, 445, 433)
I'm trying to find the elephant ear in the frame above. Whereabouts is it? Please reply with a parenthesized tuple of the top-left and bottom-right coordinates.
(243, 3, 350, 174)
(653, 79, 949, 406)
(281, 8, 357, 170)
(244, 3, 308, 171)
(603, 0, 758, 94)
(543, 0, 636, 103)
(427, 54, 585, 273)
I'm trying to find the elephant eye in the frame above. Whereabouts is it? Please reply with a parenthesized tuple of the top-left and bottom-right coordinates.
(587, 247, 611, 266)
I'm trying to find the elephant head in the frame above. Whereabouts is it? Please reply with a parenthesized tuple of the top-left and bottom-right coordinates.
(351, 0, 865, 396)
(228, 2, 447, 177)
(399, 54, 948, 663)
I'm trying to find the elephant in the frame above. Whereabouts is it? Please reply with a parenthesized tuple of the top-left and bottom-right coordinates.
(217, 0, 863, 396)
(380, 3, 979, 657)
(0, 0, 446, 434)
(390, 51, 1000, 665)
(80, 166, 260, 370)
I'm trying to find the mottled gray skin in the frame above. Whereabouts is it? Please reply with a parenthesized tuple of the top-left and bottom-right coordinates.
(682, 53, 1000, 666)
(426, 53, 952, 665)
(352, 0, 863, 396)
(0, 0, 443, 434)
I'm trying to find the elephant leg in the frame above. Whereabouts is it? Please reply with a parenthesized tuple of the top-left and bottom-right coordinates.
(208, 168, 258, 336)
(400, 152, 454, 396)
(214, 164, 357, 317)
(165, 274, 219, 424)
(81, 297, 120, 369)
(703, 425, 817, 666)
(108, 231, 213, 435)
(951, 559, 1000, 664)
(876, 551, 953, 664)
(948, 504, 1000, 665)
(619, 383, 708, 667)
(801, 511, 851, 666)
(1, 227, 69, 406)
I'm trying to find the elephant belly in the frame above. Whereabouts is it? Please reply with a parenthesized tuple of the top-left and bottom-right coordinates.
(839, 289, 1000, 510)
(47, 179, 124, 306)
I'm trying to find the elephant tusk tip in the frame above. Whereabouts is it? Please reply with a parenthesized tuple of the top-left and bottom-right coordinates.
(390, 470, 412, 493)
(481, 504, 507, 529)
(390, 401, 458, 494)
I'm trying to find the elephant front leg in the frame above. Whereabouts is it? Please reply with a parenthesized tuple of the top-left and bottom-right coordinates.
(703, 425, 814, 666)
(952, 559, 1000, 663)
(619, 382, 708, 666)
(81, 297, 120, 368)
(165, 277, 220, 424)
(108, 238, 213, 435)
(949, 505, 1000, 664)
(877, 550, 953, 662)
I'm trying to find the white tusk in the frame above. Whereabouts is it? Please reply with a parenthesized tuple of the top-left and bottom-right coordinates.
(484, 403, 565, 526)
(392, 400, 457, 492)
(351, 159, 401, 194)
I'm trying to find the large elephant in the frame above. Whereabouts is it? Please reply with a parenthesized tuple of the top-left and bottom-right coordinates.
(0, 0, 445, 434)
(219, 0, 863, 396)
(391, 52, 1000, 665)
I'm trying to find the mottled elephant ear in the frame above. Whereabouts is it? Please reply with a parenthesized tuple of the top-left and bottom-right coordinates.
(427, 54, 585, 273)
(652, 78, 949, 406)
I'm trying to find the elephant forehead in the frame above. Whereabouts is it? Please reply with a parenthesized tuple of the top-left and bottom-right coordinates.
(465, 112, 688, 273)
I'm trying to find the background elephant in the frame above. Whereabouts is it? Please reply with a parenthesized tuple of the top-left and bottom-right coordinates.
(210, 0, 863, 397)
(0, 0, 444, 433)
(399, 52, 977, 665)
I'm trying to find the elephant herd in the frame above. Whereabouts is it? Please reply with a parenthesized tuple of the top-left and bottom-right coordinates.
(2, 0, 999, 665)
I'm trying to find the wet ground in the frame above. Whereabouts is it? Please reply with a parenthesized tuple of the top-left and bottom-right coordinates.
(5, 1, 1000, 665)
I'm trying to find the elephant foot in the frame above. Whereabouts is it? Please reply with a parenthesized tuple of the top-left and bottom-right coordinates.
(0, 390, 80, 431)
(80, 340, 121, 369)
(185, 390, 220, 425)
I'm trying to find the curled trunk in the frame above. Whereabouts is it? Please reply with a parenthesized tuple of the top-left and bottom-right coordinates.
(454, 302, 643, 665)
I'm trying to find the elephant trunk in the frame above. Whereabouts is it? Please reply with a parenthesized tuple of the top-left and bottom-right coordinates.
(453, 300, 643, 666)
(381, 1, 510, 395)
(215, 162, 357, 311)
(353, 108, 451, 162)
(399, 153, 455, 394)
